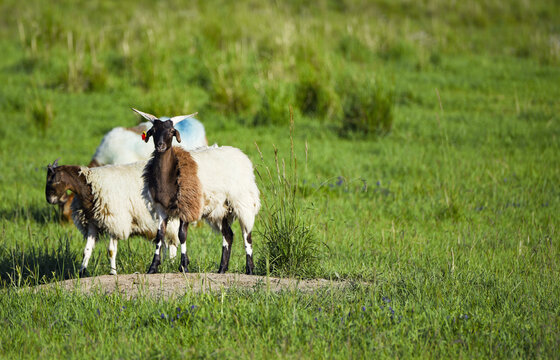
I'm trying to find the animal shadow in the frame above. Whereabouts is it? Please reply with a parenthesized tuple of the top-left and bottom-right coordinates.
(0, 237, 79, 286)
(0, 203, 59, 225)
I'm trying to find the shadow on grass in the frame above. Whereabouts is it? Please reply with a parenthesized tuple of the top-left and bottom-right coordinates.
(0, 203, 58, 225)
(0, 236, 79, 287)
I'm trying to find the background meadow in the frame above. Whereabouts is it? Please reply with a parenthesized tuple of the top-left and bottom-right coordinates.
(0, 0, 559, 358)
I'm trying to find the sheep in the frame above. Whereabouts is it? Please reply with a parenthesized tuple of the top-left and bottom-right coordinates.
(132, 108, 260, 275)
(45, 159, 181, 276)
(58, 115, 207, 222)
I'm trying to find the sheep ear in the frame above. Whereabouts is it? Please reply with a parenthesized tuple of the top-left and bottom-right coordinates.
(174, 129, 181, 143)
(170, 112, 198, 126)
(144, 128, 153, 143)
(131, 108, 158, 123)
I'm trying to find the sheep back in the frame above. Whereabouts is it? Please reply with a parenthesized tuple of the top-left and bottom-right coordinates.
(92, 125, 152, 165)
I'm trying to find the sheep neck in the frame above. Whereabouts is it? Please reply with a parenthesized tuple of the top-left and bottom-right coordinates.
(150, 147, 179, 209)
(59, 166, 95, 220)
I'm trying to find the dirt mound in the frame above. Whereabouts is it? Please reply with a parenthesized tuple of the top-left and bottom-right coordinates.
(37, 273, 349, 299)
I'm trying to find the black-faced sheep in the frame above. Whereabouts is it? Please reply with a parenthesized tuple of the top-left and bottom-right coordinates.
(132, 108, 260, 275)
(45, 159, 180, 276)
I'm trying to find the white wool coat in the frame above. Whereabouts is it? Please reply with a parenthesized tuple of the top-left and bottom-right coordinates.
(189, 146, 260, 231)
(71, 161, 180, 245)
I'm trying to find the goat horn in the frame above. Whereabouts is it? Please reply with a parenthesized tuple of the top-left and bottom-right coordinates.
(131, 108, 158, 123)
(47, 158, 60, 172)
(170, 112, 198, 126)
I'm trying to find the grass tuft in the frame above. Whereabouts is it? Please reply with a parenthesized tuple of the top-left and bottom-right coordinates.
(255, 112, 321, 278)
(337, 75, 394, 137)
(29, 97, 54, 131)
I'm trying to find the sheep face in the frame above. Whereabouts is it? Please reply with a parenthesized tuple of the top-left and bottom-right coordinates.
(146, 119, 181, 153)
(45, 161, 69, 205)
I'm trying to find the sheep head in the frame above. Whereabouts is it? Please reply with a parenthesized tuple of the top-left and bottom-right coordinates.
(131, 108, 197, 153)
(45, 159, 69, 205)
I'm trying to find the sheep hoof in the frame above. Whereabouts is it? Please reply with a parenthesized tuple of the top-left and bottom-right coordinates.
(109, 269, 117, 276)
(178, 254, 189, 273)
(218, 266, 228, 274)
(246, 255, 254, 275)
(147, 254, 161, 274)
(78, 268, 88, 278)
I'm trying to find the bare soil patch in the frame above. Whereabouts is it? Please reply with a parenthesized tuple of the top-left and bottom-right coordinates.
(37, 273, 353, 299)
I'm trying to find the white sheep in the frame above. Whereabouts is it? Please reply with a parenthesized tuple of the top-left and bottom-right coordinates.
(45, 159, 180, 276)
(133, 108, 260, 275)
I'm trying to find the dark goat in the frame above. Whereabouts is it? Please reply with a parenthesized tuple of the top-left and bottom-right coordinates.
(134, 108, 261, 275)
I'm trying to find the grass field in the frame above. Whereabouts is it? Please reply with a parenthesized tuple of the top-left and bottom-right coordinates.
(0, 0, 559, 358)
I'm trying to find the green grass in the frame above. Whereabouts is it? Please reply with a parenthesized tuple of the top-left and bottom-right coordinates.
(0, 0, 559, 358)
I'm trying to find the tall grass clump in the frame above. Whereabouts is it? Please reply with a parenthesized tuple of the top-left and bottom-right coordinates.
(29, 96, 54, 132)
(253, 81, 297, 126)
(294, 63, 340, 121)
(255, 112, 321, 278)
(337, 74, 394, 137)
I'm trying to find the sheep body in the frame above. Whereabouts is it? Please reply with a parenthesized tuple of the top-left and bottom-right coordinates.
(133, 108, 260, 275)
(73, 162, 179, 241)
(190, 145, 260, 231)
(144, 145, 260, 230)
(51, 161, 180, 275)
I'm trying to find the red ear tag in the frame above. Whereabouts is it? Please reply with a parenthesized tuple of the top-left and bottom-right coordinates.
(141, 131, 146, 141)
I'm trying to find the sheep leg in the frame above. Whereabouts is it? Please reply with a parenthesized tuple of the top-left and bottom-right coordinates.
(218, 217, 234, 274)
(164, 243, 178, 259)
(147, 216, 168, 274)
(79, 224, 97, 277)
(178, 220, 190, 273)
(108, 237, 118, 275)
(243, 231, 254, 275)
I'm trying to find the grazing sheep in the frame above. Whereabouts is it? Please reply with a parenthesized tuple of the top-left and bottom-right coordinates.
(45, 159, 180, 276)
(132, 108, 260, 275)
(58, 115, 207, 222)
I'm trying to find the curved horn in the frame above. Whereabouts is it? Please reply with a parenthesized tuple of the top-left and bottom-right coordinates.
(131, 108, 158, 123)
(170, 112, 198, 126)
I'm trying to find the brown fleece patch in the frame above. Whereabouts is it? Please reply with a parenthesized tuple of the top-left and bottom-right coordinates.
(59, 195, 74, 222)
(46, 165, 96, 234)
(143, 147, 202, 223)
(88, 159, 101, 167)
(174, 147, 203, 223)
(58, 160, 97, 221)
(61, 167, 96, 223)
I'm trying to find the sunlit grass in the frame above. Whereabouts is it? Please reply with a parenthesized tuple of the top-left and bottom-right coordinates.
(0, 0, 558, 358)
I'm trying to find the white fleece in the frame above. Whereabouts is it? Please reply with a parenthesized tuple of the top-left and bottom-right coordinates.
(71, 161, 180, 247)
(190, 146, 261, 232)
